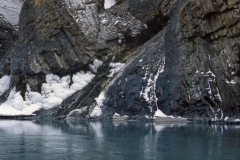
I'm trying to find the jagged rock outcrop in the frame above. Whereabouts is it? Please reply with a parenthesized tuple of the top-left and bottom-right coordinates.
(0, 17, 18, 58)
(0, 0, 147, 91)
(177, 0, 240, 120)
(0, 0, 157, 118)
(0, 0, 23, 29)
(0, 0, 239, 121)
(101, 0, 240, 121)
(0, 0, 22, 58)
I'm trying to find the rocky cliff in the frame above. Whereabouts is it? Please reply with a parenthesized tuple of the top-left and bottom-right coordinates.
(0, 0, 239, 122)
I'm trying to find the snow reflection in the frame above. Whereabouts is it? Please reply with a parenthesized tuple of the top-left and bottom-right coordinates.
(0, 120, 239, 160)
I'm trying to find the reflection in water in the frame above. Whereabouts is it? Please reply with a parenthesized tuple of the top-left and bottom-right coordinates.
(0, 120, 239, 160)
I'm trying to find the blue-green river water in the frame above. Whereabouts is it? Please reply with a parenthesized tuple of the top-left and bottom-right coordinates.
(0, 120, 239, 160)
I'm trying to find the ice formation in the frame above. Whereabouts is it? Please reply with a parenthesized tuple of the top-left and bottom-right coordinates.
(0, 72, 95, 116)
(90, 92, 106, 117)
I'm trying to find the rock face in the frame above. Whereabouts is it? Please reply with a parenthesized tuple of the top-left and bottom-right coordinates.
(0, 0, 22, 58)
(177, 0, 240, 120)
(0, 0, 239, 121)
(0, 17, 18, 58)
(103, 0, 240, 121)
(0, 0, 147, 91)
(0, 0, 23, 28)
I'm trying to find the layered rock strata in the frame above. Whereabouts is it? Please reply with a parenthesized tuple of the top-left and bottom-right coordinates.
(0, 0, 239, 122)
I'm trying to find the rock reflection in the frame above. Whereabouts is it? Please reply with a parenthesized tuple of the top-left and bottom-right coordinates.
(0, 120, 239, 160)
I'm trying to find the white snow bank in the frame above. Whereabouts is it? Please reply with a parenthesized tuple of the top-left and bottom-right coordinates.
(107, 62, 125, 77)
(41, 74, 73, 109)
(154, 109, 169, 118)
(0, 88, 42, 116)
(104, 0, 116, 9)
(70, 71, 95, 91)
(0, 75, 11, 96)
(42, 72, 94, 109)
(0, 71, 95, 116)
(0, 0, 23, 27)
(90, 92, 105, 117)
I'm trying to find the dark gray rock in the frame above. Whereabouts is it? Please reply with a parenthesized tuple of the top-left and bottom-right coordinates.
(0, 0, 240, 121)
(0, 0, 149, 92)
(102, 0, 240, 121)
(0, 17, 18, 59)
(102, 31, 166, 119)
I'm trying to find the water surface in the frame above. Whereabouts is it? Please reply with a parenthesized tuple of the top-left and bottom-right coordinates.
(0, 120, 239, 160)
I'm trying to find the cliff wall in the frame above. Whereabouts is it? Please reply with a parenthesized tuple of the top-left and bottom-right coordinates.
(0, 0, 239, 121)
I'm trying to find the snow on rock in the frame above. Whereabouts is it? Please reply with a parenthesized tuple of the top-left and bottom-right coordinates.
(0, 0, 23, 28)
(66, 106, 88, 119)
(225, 117, 240, 123)
(107, 62, 125, 77)
(0, 88, 42, 116)
(0, 71, 95, 115)
(26, 85, 43, 105)
(64, 0, 99, 41)
(89, 59, 103, 73)
(104, 0, 116, 9)
(90, 92, 105, 117)
(70, 71, 95, 91)
(152, 57, 170, 118)
(154, 109, 169, 118)
(226, 79, 236, 84)
(139, 56, 168, 117)
(41, 74, 74, 109)
(0, 75, 11, 96)
(42, 72, 95, 109)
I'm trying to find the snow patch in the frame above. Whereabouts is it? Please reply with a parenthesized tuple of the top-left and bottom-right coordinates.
(0, 75, 11, 96)
(0, 71, 95, 116)
(152, 56, 165, 101)
(0, 0, 23, 28)
(42, 72, 95, 109)
(140, 56, 168, 117)
(89, 59, 103, 73)
(107, 62, 125, 77)
(0, 88, 42, 116)
(154, 109, 169, 118)
(226, 79, 236, 84)
(66, 106, 88, 118)
(70, 72, 95, 91)
(225, 117, 240, 123)
(90, 92, 105, 117)
(104, 0, 116, 9)
(206, 70, 216, 77)
(114, 113, 120, 116)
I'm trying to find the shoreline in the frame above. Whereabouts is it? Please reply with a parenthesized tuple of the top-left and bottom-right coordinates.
(0, 115, 239, 124)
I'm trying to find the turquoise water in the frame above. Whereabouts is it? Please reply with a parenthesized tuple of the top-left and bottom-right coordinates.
(0, 120, 239, 160)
